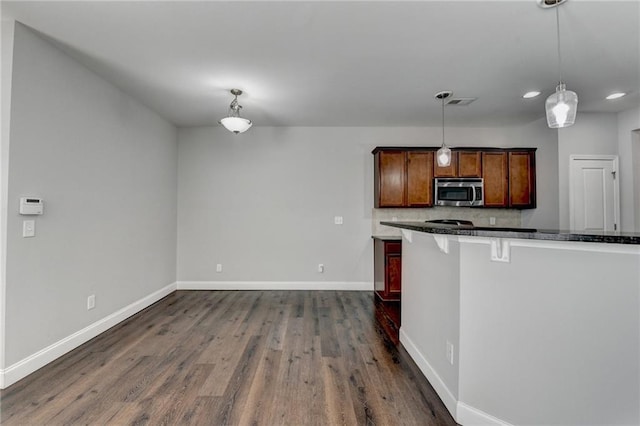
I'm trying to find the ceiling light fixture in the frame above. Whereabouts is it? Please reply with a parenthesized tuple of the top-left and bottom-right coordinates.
(219, 89, 252, 134)
(539, 0, 578, 128)
(523, 91, 542, 99)
(435, 90, 453, 167)
(606, 92, 626, 100)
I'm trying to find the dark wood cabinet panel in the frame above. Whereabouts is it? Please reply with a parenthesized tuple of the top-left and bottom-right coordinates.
(374, 239, 402, 301)
(458, 151, 482, 177)
(509, 151, 536, 208)
(375, 151, 406, 207)
(373, 147, 536, 209)
(385, 242, 402, 296)
(482, 152, 509, 207)
(406, 151, 434, 207)
(387, 252, 402, 294)
(433, 151, 458, 177)
(374, 149, 433, 208)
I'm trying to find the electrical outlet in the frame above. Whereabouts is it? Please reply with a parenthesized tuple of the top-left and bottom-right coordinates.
(216, 263, 223, 273)
(87, 295, 95, 310)
(318, 263, 325, 273)
(446, 341, 454, 365)
(490, 217, 496, 225)
(334, 216, 343, 225)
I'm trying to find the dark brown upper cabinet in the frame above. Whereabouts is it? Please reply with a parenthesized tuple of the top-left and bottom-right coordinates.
(481, 149, 537, 209)
(373, 147, 536, 209)
(433, 151, 458, 177)
(406, 151, 434, 207)
(373, 148, 434, 208)
(482, 152, 509, 207)
(458, 151, 483, 177)
(374, 150, 406, 207)
(508, 150, 536, 209)
(433, 151, 481, 178)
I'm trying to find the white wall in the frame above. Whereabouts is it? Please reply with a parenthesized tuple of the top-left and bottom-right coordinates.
(634, 130, 640, 231)
(177, 126, 374, 287)
(3, 23, 178, 372)
(458, 239, 640, 425)
(558, 113, 619, 229)
(400, 232, 640, 425)
(400, 231, 460, 416)
(177, 123, 558, 286)
(0, 17, 16, 381)
(617, 107, 640, 231)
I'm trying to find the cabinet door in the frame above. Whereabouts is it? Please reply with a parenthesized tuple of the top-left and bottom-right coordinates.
(406, 151, 434, 207)
(458, 151, 482, 177)
(433, 151, 459, 177)
(509, 151, 536, 208)
(482, 152, 508, 207)
(385, 242, 402, 298)
(386, 253, 402, 296)
(376, 151, 406, 207)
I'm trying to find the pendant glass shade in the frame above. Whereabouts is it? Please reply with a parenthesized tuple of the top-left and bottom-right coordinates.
(220, 116, 252, 134)
(437, 145, 452, 167)
(219, 89, 252, 134)
(545, 83, 577, 128)
(542, 0, 577, 128)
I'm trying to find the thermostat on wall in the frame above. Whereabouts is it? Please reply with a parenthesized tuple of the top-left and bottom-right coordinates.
(19, 197, 44, 215)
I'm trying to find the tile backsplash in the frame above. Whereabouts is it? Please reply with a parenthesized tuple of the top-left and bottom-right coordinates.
(372, 207, 521, 236)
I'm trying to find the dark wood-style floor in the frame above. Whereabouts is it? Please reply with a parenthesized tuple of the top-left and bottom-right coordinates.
(1, 290, 456, 425)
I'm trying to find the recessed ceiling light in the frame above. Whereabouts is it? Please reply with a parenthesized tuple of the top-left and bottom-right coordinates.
(523, 91, 541, 99)
(606, 92, 626, 100)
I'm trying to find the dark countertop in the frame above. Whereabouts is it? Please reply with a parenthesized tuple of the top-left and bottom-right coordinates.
(371, 235, 402, 241)
(380, 221, 640, 245)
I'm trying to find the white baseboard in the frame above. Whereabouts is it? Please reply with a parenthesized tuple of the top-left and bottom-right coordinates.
(456, 402, 513, 426)
(399, 328, 511, 426)
(0, 282, 177, 389)
(177, 281, 373, 291)
(399, 328, 458, 419)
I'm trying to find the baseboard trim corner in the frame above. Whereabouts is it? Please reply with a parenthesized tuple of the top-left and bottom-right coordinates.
(177, 281, 372, 291)
(456, 401, 513, 426)
(399, 329, 512, 426)
(399, 328, 458, 419)
(0, 282, 177, 389)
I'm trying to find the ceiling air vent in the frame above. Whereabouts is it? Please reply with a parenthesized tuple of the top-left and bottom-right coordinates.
(446, 97, 477, 106)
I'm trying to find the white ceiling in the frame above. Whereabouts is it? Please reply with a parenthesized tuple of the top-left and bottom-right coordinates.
(2, 0, 639, 127)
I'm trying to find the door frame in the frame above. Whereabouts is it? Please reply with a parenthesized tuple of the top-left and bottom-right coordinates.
(569, 155, 620, 232)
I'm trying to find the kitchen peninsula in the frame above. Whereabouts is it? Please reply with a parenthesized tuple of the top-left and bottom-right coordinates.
(381, 221, 640, 426)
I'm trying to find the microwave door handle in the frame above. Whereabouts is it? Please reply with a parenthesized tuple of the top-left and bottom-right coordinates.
(470, 185, 477, 205)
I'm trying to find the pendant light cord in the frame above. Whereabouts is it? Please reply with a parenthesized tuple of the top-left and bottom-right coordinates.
(441, 96, 445, 148)
(556, 4, 563, 84)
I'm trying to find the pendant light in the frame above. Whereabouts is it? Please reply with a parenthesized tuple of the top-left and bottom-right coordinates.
(539, 0, 578, 128)
(435, 91, 453, 167)
(219, 89, 253, 134)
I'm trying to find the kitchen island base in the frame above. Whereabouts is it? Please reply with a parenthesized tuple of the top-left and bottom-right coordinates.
(396, 229, 639, 425)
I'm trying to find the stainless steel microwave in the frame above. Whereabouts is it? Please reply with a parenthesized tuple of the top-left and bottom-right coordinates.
(434, 178, 484, 207)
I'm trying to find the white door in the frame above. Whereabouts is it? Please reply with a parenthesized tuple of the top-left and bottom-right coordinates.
(569, 156, 620, 232)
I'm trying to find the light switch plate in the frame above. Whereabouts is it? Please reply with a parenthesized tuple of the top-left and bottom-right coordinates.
(23, 220, 35, 238)
(334, 216, 343, 225)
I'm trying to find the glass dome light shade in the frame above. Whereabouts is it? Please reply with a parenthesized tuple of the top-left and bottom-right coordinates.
(437, 145, 452, 167)
(545, 83, 578, 128)
(220, 116, 252, 134)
